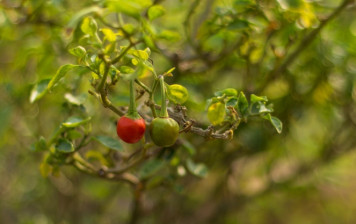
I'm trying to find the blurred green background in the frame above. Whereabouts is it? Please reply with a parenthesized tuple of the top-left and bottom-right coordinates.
(1, 0, 356, 223)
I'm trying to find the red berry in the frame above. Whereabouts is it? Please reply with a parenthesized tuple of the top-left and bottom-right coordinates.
(116, 116, 146, 143)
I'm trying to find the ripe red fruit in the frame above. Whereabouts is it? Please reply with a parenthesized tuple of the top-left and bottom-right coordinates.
(116, 116, 146, 143)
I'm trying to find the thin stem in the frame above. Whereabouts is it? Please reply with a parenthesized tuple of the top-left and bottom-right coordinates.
(72, 152, 96, 172)
(98, 62, 110, 93)
(129, 183, 144, 224)
(135, 79, 151, 94)
(109, 144, 149, 174)
(128, 80, 136, 114)
(111, 43, 134, 65)
(159, 76, 168, 117)
(148, 79, 159, 118)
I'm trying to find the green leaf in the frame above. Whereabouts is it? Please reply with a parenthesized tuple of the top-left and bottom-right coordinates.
(67, 130, 82, 140)
(139, 159, 165, 179)
(250, 94, 268, 103)
(30, 79, 50, 103)
(157, 30, 181, 42)
(167, 84, 189, 104)
(55, 138, 75, 153)
(101, 28, 116, 42)
(62, 116, 91, 128)
(269, 115, 283, 134)
(132, 49, 149, 60)
(40, 160, 52, 177)
(148, 5, 165, 20)
(226, 97, 238, 107)
(214, 88, 237, 97)
(67, 6, 102, 28)
(121, 61, 146, 80)
(208, 102, 226, 125)
(181, 139, 196, 155)
(237, 91, 249, 116)
(47, 64, 82, 91)
(64, 93, 87, 105)
(34, 136, 48, 152)
(186, 159, 208, 178)
(250, 102, 273, 115)
(94, 135, 123, 151)
(234, 0, 253, 6)
(69, 46, 86, 58)
(119, 66, 135, 74)
(106, 0, 152, 19)
(81, 17, 98, 36)
(227, 19, 250, 30)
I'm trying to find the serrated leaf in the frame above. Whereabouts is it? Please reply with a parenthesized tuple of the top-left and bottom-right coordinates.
(148, 5, 165, 20)
(237, 91, 249, 116)
(186, 159, 208, 178)
(94, 135, 123, 151)
(55, 138, 75, 153)
(214, 88, 237, 97)
(167, 84, 189, 104)
(69, 46, 86, 58)
(101, 28, 116, 42)
(47, 64, 82, 90)
(62, 116, 91, 128)
(81, 17, 98, 36)
(139, 159, 165, 179)
(30, 79, 50, 103)
(208, 102, 226, 125)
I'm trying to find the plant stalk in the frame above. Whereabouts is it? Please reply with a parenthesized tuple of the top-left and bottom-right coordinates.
(159, 76, 168, 117)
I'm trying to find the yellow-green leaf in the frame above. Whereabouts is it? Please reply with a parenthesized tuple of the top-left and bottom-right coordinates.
(148, 5, 165, 20)
(47, 64, 82, 91)
(208, 102, 226, 125)
(101, 28, 116, 42)
(30, 79, 50, 103)
(167, 84, 189, 104)
(81, 17, 98, 36)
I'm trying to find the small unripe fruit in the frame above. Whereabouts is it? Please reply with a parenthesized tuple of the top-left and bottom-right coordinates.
(150, 117, 179, 147)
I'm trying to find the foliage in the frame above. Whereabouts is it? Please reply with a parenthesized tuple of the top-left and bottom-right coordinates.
(0, 0, 356, 223)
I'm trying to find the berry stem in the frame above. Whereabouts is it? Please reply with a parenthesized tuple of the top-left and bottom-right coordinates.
(159, 76, 169, 118)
